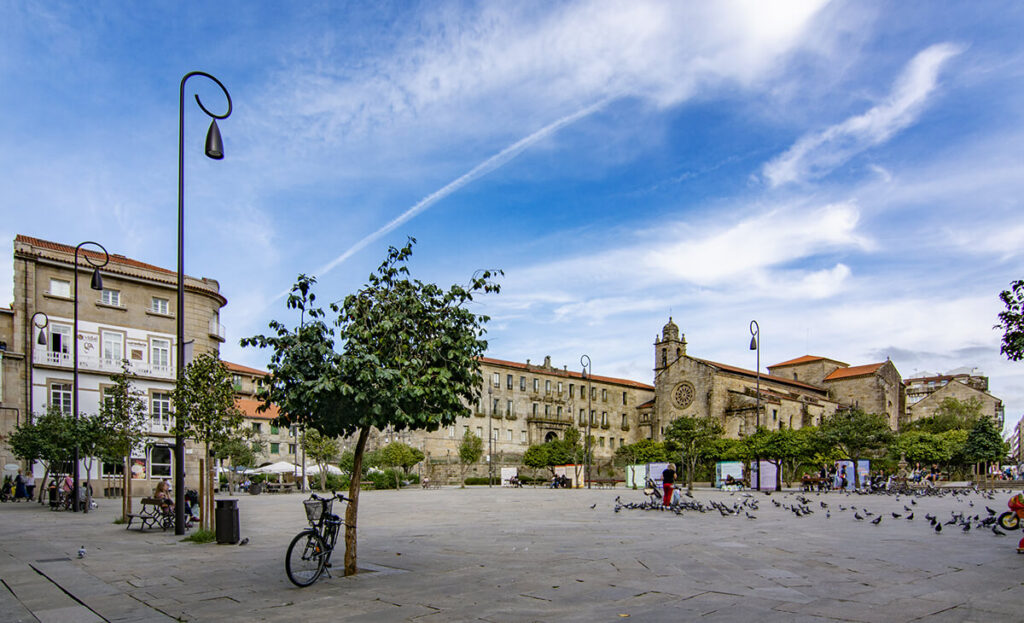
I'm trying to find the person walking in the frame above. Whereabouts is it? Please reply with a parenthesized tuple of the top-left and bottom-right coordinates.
(24, 471, 35, 501)
(662, 464, 676, 506)
(14, 470, 26, 501)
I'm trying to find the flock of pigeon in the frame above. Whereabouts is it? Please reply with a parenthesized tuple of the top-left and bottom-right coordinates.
(610, 485, 1021, 541)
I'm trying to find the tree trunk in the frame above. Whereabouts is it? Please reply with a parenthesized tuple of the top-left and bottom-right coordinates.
(38, 464, 50, 504)
(319, 464, 327, 491)
(124, 456, 133, 517)
(199, 457, 206, 531)
(343, 427, 370, 577)
(208, 448, 216, 534)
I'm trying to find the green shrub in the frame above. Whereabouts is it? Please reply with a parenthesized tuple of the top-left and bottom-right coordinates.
(463, 477, 491, 485)
(367, 468, 403, 489)
(309, 473, 350, 492)
(182, 529, 216, 544)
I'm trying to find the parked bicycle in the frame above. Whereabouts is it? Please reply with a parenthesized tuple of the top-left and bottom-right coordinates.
(285, 492, 351, 587)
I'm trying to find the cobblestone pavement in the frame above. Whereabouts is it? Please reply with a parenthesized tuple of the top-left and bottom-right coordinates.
(1, 486, 1022, 622)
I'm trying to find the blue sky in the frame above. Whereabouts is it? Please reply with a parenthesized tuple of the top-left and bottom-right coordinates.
(3, 1, 1023, 433)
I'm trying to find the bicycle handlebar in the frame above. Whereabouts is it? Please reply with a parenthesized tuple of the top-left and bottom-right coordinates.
(308, 491, 351, 503)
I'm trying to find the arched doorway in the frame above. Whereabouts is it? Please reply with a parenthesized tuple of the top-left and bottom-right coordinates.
(544, 431, 558, 443)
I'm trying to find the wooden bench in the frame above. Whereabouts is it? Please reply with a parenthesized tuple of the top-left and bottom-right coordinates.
(801, 476, 825, 492)
(126, 498, 174, 531)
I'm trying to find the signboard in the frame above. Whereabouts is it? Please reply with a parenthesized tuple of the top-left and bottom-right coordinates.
(500, 467, 518, 486)
(646, 462, 671, 488)
(715, 461, 744, 488)
(130, 457, 147, 480)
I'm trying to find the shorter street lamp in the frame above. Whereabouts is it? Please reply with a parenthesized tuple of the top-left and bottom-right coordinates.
(73, 242, 109, 512)
(581, 354, 592, 489)
(29, 312, 49, 423)
(487, 385, 494, 488)
(749, 320, 760, 492)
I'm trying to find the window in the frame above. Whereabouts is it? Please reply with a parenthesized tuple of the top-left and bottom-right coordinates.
(271, 425, 280, 435)
(151, 339, 170, 370)
(271, 443, 280, 454)
(476, 427, 483, 437)
(591, 387, 597, 400)
(556, 406, 562, 417)
(772, 409, 778, 421)
(601, 412, 608, 426)
(602, 389, 607, 401)
(290, 425, 298, 436)
(150, 446, 172, 478)
(101, 331, 123, 364)
(599, 437, 605, 447)
(533, 378, 539, 392)
(463, 425, 470, 435)
(545, 380, 551, 393)
(50, 383, 72, 414)
(506, 429, 512, 441)
(151, 297, 169, 314)
(622, 414, 628, 428)
(492, 398, 500, 414)
(46, 324, 71, 362)
(544, 405, 550, 416)
(532, 403, 538, 416)
(49, 278, 71, 297)
(101, 461, 125, 477)
(622, 391, 627, 405)
(151, 392, 171, 427)
(557, 382, 563, 394)
(590, 410, 596, 425)
(506, 400, 513, 416)
(609, 438, 615, 449)
(102, 386, 116, 411)
(252, 422, 262, 432)
(579, 409, 585, 425)
(620, 438, 625, 447)
(519, 376, 526, 391)
(520, 431, 527, 443)
(493, 429, 499, 441)
(506, 374, 513, 389)
(101, 288, 121, 306)
(492, 372, 500, 387)
(289, 444, 297, 454)
(569, 384, 575, 398)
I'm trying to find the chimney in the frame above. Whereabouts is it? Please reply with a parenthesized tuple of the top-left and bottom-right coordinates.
(544, 355, 551, 369)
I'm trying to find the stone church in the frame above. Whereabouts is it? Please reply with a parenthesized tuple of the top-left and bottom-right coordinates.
(647, 318, 904, 440)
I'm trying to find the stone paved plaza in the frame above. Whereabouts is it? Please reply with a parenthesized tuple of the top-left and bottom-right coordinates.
(1, 486, 1022, 622)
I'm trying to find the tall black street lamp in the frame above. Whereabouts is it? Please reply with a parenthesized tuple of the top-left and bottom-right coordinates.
(177, 71, 232, 534)
(29, 312, 49, 423)
(73, 242, 109, 512)
(487, 385, 494, 488)
(581, 354, 592, 489)
(749, 320, 760, 491)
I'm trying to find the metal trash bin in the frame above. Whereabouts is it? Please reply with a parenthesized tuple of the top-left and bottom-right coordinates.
(215, 499, 240, 544)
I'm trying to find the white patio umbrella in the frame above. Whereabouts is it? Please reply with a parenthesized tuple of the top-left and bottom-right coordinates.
(304, 464, 342, 476)
(253, 461, 300, 474)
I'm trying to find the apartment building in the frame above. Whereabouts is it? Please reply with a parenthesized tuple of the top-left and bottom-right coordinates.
(0, 235, 226, 495)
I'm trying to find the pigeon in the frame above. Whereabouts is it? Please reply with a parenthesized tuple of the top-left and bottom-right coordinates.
(238, 537, 249, 546)
(826, 511, 831, 519)
(993, 526, 1006, 536)
(935, 523, 942, 533)
(892, 513, 902, 519)
(854, 512, 864, 521)
(906, 512, 914, 521)
(962, 523, 971, 533)
(871, 516, 882, 525)
(77, 546, 86, 559)
(745, 512, 757, 520)
(590, 504, 597, 509)
(986, 507, 997, 516)
(911, 499, 917, 505)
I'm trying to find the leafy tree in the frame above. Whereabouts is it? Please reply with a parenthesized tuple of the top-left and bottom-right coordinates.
(995, 279, 1024, 360)
(379, 442, 425, 488)
(243, 242, 499, 575)
(212, 425, 264, 492)
(98, 360, 148, 519)
(613, 439, 668, 467)
(906, 397, 983, 433)
(522, 428, 585, 481)
(819, 408, 893, 472)
(664, 415, 724, 492)
(72, 413, 108, 513)
(890, 431, 949, 465)
(8, 406, 75, 503)
(302, 429, 340, 491)
(172, 353, 243, 531)
(963, 417, 1007, 476)
(745, 426, 816, 489)
(458, 430, 484, 485)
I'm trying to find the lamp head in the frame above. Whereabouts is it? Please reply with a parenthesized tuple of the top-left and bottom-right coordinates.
(37, 329, 47, 346)
(90, 269, 103, 291)
(749, 336, 758, 351)
(205, 119, 224, 159)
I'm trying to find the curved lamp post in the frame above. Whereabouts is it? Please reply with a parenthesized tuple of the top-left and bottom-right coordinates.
(749, 320, 760, 492)
(73, 242, 109, 512)
(28, 312, 49, 423)
(580, 354, 592, 489)
(487, 385, 493, 488)
(177, 71, 232, 534)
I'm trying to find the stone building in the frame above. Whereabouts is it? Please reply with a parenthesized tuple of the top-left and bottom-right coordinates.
(226, 360, 303, 468)
(0, 235, 226, 496)
(767, 357, 904, 430)
(650, 319, 839, 441)
(904, 373, 1004, 429)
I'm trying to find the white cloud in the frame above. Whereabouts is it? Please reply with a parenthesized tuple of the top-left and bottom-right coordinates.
(763, 42, 964, 186)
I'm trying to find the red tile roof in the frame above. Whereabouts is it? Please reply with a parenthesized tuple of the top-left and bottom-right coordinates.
(236, 397, 280, 421)
(694, 358, 829, 394)
(824, 362, 885, 381)
(478, 356, 654, 390)
(16, 234, 175, 275)
(637, 399, 655, 409)
(770, 355, 849, 368)
(224, 360, 269, 376)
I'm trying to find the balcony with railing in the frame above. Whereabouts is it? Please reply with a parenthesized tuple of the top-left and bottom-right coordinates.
(34, 350, 174, 379)
(209, 319, 226, 342)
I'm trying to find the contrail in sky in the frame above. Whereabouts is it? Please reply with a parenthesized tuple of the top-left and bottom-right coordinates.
(269, 98, 610, 305)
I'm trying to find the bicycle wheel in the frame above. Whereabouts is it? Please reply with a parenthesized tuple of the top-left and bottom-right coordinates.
(998, 511, 1020, 531)
(285, 530, 328, 587)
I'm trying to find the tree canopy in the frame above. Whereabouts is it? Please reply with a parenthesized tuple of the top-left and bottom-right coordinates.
(818, 408, 893, 463)
(242, 240, 500, 575)
(995, 279, 1024, 361)
(664, 415, 724, 492)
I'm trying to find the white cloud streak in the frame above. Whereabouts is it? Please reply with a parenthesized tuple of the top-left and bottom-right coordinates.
(763, 42, 964, 186)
